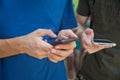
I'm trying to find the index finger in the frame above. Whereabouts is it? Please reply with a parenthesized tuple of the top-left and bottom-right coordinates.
(54, 41, 76, 50)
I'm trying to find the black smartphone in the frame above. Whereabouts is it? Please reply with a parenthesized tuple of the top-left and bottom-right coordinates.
(50, 38, 79, 46)
(93, 39, 116, 47)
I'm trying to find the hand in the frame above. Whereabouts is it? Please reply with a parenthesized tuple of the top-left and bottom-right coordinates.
(57, 29, 77, 40)
(19, 29, 57, 59)
(81, 28, 111, 54)
(48, 41, 76, 63)
(48, 29, 77, 63)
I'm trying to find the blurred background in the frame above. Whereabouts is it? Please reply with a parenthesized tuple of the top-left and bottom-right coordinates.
(65, 0, 79, 80)
(65, 0, 90, 80)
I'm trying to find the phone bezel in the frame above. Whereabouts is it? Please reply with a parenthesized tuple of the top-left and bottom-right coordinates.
(50, 38, 79, 46)
(93, 39, 116, 47)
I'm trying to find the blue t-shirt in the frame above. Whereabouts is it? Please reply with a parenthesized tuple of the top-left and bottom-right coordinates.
(0, 0, 77, 80)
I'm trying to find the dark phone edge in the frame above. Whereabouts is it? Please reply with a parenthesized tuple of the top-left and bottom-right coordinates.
(50, 38, 79, 46)
(93, 39, 116, 46)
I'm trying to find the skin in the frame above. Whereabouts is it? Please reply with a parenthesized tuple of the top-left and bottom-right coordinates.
(0, 29, 77, 63)
(48, 29, 77, 63)
(0, 29, 57, 59)
(74, 13, 111, 54)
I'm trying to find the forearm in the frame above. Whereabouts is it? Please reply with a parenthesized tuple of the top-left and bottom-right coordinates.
(73, 14, 89, 38)
(73, 25, 85, 37)
(0, 37, 24, 58)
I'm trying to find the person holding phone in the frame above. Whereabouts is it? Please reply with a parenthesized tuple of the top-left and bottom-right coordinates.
(74, 0, 120, 80)
(0, 0, 77, 80)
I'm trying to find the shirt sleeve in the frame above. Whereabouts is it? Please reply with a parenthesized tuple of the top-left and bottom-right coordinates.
(77, 0, 90, 16)
(60, 0, 77, 30)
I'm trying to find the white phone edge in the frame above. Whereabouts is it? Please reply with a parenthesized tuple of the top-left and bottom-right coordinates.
(94, 42, 116, 47)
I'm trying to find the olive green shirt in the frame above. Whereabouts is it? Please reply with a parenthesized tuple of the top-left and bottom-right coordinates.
(77, 0, 120, 80)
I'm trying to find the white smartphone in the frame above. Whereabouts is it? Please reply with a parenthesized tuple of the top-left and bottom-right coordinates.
(93, 39, 116, 47)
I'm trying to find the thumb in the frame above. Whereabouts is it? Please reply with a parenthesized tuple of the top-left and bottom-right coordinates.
(36, 29, 57, 38)
(85, 28, 94, 39)
(85, 28, 94, 36)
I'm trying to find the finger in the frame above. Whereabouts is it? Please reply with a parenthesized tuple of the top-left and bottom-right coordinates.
(82, 38, 92, 47)
(57, 29, 77, 40)
(39, 40, 53, 50)
(85, 28, 94, 37)
(57, 36, 69, 40)
(84, 28, 94, 42)
(81, 31, 94, 47)
(50, 49, 63, 57)
(68, 31, 78, 38)
(86, 44, 110, 54)
(29, 51, 48, 59)
(63, 29, 77, 38)
(57, 31, 69, 40)
(48, 53, 63, 63)
(36, 50, 49, 58)
(54, 42, 76, 50)
(36, 29, 57, 38)
(52, 49, 73, 58)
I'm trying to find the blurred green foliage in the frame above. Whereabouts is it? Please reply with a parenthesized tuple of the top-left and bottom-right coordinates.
(73, 0, 79, 12)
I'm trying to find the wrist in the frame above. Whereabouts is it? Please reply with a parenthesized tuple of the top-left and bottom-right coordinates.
(6, 36, 26, 54)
